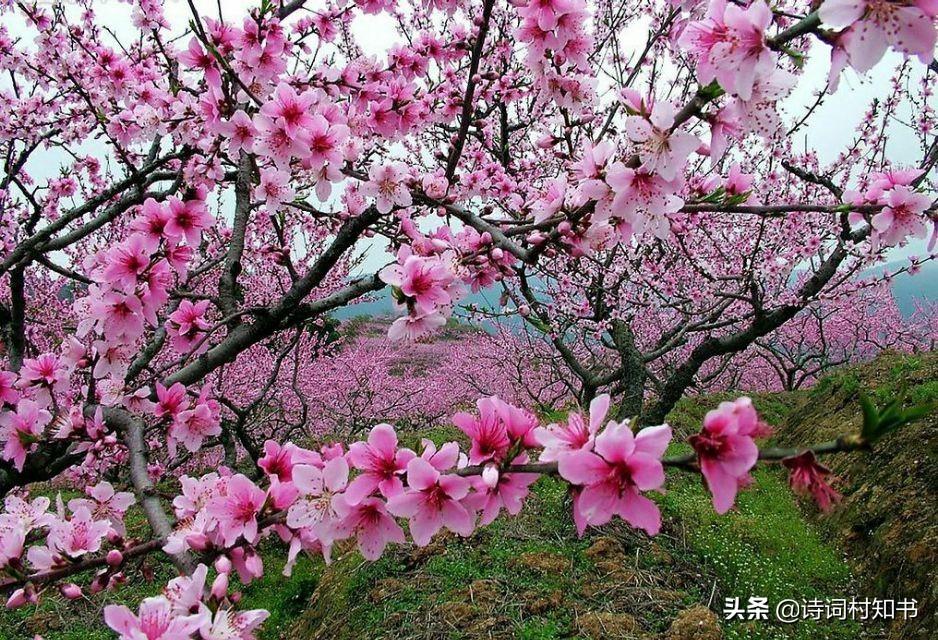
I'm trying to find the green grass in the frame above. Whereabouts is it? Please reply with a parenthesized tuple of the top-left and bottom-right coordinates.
(658, 445, 863, 640)
(658, 394, 870, 640)
(246, 545, 324, 639)
(328, 475, 593, 638)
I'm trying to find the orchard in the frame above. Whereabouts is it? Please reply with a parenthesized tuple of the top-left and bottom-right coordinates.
(0, 0, 935, 638)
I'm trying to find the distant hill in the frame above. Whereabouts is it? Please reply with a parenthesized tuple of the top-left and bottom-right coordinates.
(334, 260, 936, 321)
(871, 259, 937, 316)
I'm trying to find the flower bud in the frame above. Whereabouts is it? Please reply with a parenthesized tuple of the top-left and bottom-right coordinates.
(60, 584, 82, 600)
(89, 575, 106, 594)
(6, 589, 27, 609)
(214, 556, 232, 575)
(106, 550, 123, 567)
(185, 533, 210, 551)
(482, 465, 499, 489)
(211, 573, 229, 600)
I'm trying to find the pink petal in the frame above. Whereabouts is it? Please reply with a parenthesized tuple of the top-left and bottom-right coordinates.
(344, 474, 380, 506)
(588, 394, 610, 432)
(440, 500, 474, 536)
(438, 474, 471, 500)
(634, 424, 672, 458)
(386, 491, 423, 518)
(409, 507, 443, 546)
(368, 423, 398, 455)
(406, 458, 440, 491)
(578, 482, 617, 526)
(701, 459, 739, 515)
(103, 605, 137, 635)
(292, 465, 323, 496)
(557, 450, 610, 486)
(322, 457, 349, 493)
(594, 421, 636, 463)
(617, 490, 662, 535)
(626, 453, 666, 491)
(819, 0, 867, 30)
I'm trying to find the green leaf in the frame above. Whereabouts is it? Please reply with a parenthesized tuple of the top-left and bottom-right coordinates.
(858, 391, 934, 443)
(698, 81, 724, 101)
(725, 190, 752, 206)
(859, 393, 878, 440)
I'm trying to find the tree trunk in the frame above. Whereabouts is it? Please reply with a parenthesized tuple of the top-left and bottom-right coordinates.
(610, 319, 646, 421)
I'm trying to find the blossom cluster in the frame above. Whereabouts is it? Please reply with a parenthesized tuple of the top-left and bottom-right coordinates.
(0, 389, 844, 639)
(844, 168, 934, 249)
(0, 482, 133, 606)
(516, 0, 597, 111)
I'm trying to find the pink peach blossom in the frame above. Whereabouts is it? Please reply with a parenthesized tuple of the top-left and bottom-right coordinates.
(559, 420, 671, 535)
(689, 397, 762, 514)
(344, 424, 415, 504)
(386, 457, 474, 545)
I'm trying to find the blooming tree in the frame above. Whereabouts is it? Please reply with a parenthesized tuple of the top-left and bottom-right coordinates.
(0, 0, 935, 637)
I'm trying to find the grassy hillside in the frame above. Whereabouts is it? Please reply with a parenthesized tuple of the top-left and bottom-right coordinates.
(773, 351, 937, 640)
(4, 353, 934, 639)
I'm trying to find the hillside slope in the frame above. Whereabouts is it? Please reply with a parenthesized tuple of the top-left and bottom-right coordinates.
(773, 351, 937, 640)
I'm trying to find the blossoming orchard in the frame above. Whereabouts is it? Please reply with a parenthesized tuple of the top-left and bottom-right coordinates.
(0, 0, 935, 638)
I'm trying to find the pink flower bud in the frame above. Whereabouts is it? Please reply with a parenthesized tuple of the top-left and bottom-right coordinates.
(214, 556, 232, 575)
(89, 576, 106, 594)
(60, 583, 82, 600)
(519, 305, 530, 317)
(490, 247, 504, 260)
(482, 465, 499, 489)
(6, 589, 27, 609)
(185, 533, 210, 551)
(106, 550, 123, 567)
(211, 573, 229, 600)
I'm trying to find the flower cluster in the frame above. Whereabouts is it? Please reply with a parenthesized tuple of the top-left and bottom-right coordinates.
(820, 0, 938, 74)
(157, 393, 770, 576)
(379, 247, 464, 341)
(0, 483, 134, 608)
(104, 563, 268, 640)
(155, 383, 223, 458)
(75, 196, 210, 388)
(844, 169, 934, 248)
(0, 391, 851, 640)
(515, 0, 597, 111)
(678, 0, 775, 101)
